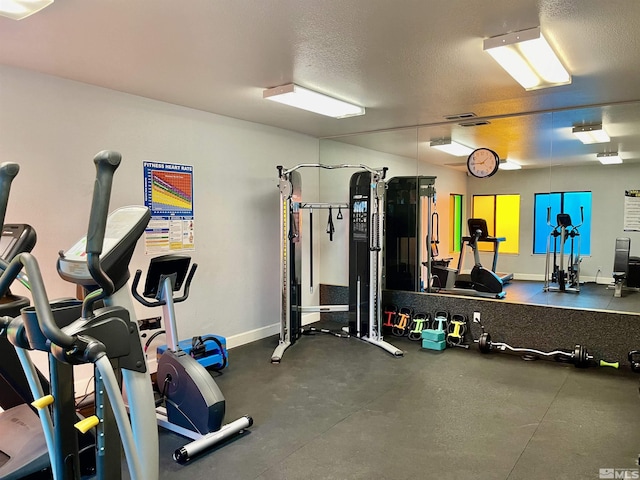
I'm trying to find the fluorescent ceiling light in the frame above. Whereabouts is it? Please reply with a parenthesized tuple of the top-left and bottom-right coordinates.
(0, 0, 53, 20)
(483, 27, 571, 90)
(263, 83, 365, 119)
(572, 124, 610, 144)
(499, 159, 522, 170)
(597, 153, 623, 165)
(430, 139, 473, 156)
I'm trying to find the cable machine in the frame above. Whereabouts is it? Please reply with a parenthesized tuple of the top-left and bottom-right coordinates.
(384, 176, 436, 293)
(271, 163, 403, 363)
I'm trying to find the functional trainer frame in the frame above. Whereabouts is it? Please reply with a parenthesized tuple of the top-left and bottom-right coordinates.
(271, 163, 403, 363)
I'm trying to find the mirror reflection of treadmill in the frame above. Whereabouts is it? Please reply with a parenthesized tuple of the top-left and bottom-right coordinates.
(455, 218, 514, 287)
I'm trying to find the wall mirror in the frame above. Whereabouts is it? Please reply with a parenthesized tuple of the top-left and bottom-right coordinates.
(318, 101, 640, 314)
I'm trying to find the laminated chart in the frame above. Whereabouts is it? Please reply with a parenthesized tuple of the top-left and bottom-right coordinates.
(624, 190, 640, 232)
(143, 162, 195, 253)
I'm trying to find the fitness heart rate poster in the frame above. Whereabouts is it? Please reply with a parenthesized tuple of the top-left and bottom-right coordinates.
(624, 190, 640, 232)
(143, 161, 195, 254)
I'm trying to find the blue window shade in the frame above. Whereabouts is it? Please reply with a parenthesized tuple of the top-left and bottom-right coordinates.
(533, 193, 560, 254)
(533, 192, 591, 255)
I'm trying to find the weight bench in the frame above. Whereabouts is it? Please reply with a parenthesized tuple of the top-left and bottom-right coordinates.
(612, 237, 631, 298)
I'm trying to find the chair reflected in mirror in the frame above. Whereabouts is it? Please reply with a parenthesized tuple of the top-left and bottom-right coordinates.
(611, 238, 640, 297)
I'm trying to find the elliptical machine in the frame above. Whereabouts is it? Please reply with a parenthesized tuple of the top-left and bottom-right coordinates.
(544, 207, 583, 293)
(131, 254, 252, 463)
(1, 152, 160, 480)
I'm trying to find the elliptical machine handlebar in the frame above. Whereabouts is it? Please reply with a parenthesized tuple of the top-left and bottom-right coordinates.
(0, 162, 21, 299)
(86, 151, 121, 254)
(574, 206, 584, 230)
(4, 151, 123, 353)
(0, 162, 20, 235)
(546, 205, 584, 231)
(0, 161, 79, 351)
(131, 262, 198, 307)
(85, 151, 121, 306)
(4, 151, 124, 354)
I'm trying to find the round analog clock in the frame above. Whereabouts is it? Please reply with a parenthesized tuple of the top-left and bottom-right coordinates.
(467, 148, 500, 178)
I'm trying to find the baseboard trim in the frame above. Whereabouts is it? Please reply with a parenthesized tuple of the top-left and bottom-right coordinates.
(226, 312, 320, 349)
(513, 273, 613, 285)
(65, 314, 321, 395)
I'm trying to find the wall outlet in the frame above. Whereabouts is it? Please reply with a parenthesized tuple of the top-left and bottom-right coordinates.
(473, 311, 481, 323)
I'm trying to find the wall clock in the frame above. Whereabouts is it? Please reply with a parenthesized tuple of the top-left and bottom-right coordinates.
(467, 148, 500, 178)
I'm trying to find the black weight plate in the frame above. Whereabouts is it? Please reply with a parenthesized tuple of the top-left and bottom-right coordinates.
(478, 332, 491, 353)
(574, 344, 588, 368)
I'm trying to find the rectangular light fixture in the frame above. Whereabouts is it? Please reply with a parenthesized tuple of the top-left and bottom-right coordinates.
(499, 159, 522, 170)
(483, 27, 571, 90)
(597, 153, 623, 165)
(0, 0, 53, 20)
(263, 83, 365, 119)
(430, 139, 473, 157)
(572, 124, 610, 144)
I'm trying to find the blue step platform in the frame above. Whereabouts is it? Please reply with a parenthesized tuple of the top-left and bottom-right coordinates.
(157, 334, 228, 370)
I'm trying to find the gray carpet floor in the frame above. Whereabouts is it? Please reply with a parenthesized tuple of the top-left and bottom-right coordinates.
(152, 324, 640, 480)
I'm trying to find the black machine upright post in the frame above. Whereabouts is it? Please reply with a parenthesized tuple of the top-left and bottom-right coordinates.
(348, 168, 403, 357)
(348, 171, 372, 337)
(49, 360, 81, 479)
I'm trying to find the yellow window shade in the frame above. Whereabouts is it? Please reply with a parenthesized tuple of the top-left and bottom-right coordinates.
(495, 195, 520, 254)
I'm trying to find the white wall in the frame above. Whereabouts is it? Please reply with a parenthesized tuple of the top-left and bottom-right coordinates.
(0, 65, 319, 349)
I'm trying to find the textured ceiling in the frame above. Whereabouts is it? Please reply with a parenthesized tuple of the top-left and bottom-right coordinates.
(1, 0, 640, 168)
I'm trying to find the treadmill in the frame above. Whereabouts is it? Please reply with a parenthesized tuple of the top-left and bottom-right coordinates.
(455, 218, 514, 287)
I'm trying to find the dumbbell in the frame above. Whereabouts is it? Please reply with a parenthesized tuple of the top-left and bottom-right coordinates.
(446, 314, 468, 348)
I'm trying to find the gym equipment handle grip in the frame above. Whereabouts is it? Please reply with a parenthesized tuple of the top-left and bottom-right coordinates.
(0, 162, 20, 233)
(599, 360, 619, 369)
(174, 263, 197, 303)
(31, 394, 54, 410)
(131, 269, 164, 307)
(86, 151, 121, 255)
(75, 415, 100, 434)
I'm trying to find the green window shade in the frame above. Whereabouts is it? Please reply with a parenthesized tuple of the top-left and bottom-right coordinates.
(449, 194, 463, 253)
